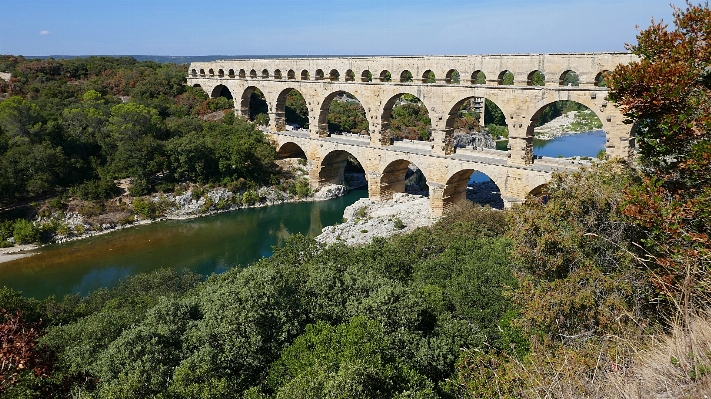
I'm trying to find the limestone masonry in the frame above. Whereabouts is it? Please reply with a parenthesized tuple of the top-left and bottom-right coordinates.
(187, 53, 637, 215)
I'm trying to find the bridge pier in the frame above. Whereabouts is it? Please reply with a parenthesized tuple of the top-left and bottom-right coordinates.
(507, 118, 536, 166)
(269, 111, 286, 132)
(431, 128, 455, 156)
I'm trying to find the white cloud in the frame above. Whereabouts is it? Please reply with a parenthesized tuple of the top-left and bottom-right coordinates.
(40, 30, 50, 35)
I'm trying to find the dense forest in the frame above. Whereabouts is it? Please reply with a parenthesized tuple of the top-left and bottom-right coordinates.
(2, 3, 710, 397)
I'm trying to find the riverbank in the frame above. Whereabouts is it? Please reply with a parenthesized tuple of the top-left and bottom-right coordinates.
(533, 109, 603, 140)
(0, 177, 362, 265)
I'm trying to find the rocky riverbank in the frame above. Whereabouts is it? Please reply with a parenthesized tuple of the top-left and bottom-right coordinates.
(316, 180, 503, 246)
(533, 110, 603, 140)
(316, 193, 436, 246)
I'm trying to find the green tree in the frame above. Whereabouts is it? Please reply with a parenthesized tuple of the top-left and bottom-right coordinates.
(607, 2, 711, 312)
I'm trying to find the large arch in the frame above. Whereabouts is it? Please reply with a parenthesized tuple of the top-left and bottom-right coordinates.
(210, 84, 234, 99)
(240, 86, 268, 121)
(442, 169, 504, 211)
(276, 141, 307, 160)
(444, 95, 508, 151)
(378, 159, 429, 200)
(274, 88, 309, 131)
(381, 93, 432, 142)
(527, 99, 606, 158)
(317, 91, 368, 137)
(317, 149, 368, 186)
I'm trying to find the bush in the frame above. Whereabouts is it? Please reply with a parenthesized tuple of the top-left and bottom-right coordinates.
(70, 178, 119, 201)
(13, 219, 40, 244)
(132, 198, 159, 219)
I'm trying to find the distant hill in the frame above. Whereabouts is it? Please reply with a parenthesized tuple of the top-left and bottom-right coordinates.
(23, 55, 367, 64)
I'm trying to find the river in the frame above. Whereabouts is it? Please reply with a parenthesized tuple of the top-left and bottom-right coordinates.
(0, 189, 368, 299)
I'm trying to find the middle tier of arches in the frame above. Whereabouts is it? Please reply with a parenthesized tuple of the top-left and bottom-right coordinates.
(194, 79, 632, 163)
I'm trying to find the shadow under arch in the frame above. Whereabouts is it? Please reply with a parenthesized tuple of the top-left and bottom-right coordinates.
(210, 84, 234, 99)
(276, 141, 307, 160)
(317, 149, 367, 188)
(443, 169, 504, 210)
(317, 90, 368, 136)
(274, 88, 309, 131)
(381, 93, 432, 142)
(378, 159, 429, 200)
(240, 86, 268, 121)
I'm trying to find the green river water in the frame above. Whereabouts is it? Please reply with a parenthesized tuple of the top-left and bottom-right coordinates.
(0, 189, 368, 299)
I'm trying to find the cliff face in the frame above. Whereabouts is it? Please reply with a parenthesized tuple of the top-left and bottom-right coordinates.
(453, 131, 496, 149)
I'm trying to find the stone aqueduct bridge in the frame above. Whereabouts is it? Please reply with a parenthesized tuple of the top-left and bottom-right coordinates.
(187, 53, 637, 215)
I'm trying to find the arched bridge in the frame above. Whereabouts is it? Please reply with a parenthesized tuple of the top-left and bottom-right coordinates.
(188, 53, 637, 215)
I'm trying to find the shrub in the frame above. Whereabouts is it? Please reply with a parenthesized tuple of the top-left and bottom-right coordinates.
(393, 217, 404, 230)
(132, 198, 158, 220)
(13, 219, 39, 244)
(70, 178, 119, 201)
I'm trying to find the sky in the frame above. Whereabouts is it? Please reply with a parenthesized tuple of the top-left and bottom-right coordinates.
(0, 0, 679, 56)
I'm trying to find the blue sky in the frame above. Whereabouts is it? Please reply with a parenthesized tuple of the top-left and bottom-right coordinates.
(0, 0, 678, 56)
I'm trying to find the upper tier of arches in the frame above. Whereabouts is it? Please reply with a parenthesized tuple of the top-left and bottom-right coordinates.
(189, 53, 635, 87)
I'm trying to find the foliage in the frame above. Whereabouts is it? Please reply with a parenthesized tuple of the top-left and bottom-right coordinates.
(12, 219, 40, 244)
(391, 96, 431, 140)
(529, 70, 545, 86)
(284, 89, 308, 128)
(328, 99, 368, 133)
(607, 1, 711, 313)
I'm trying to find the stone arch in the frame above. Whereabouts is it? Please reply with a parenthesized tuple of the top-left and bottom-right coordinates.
(208, 68, 215, 77)
(228, 69, 235, 78)
(274, 88, 309, 131)
(239, 69, 246, 78)
(329, 69, 340, 81)
(274, 69, 282, 79)
(595, 70, 610, 87)
(317, 90, 368, 136)
(471, 70, 486, 84)
(261, 69, 269, 79)
(190, 68, 197, 77)
(345, 69, 355, 82)
(249, 69, 257, 79)
(378, 159, 430, 200)
(287, 69, 296, 80)
(527, 183, 548, 199)
(527, 70, 545, 86)
(559, 70, 579, 86)
(210, 84, 234, 99)
(442, 169, 503, 211)
(445, 69, 460, 84)
(240, 85, 268, 120)
(527, 98, 606, 158)
(400, 70, 413, 83)
(443, 95, 490, 136)
(218, 69, 224, 78)
(422, 70, 435, 83)
(276, 141, 307, 160)
(315, 69, 325, 80)
(498, 70, 514, 85)
(192, 83, 202, 89)
(381, 92, 433, 142)
(301, 70, 310, 80)
(199, 69, 206, 77)
(317, 149, 368, 186)
(379, 70, 392, 82)
(361, 70, 372, 82)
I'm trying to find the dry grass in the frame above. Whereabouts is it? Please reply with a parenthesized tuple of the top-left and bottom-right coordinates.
(603, 312, 711, 399)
